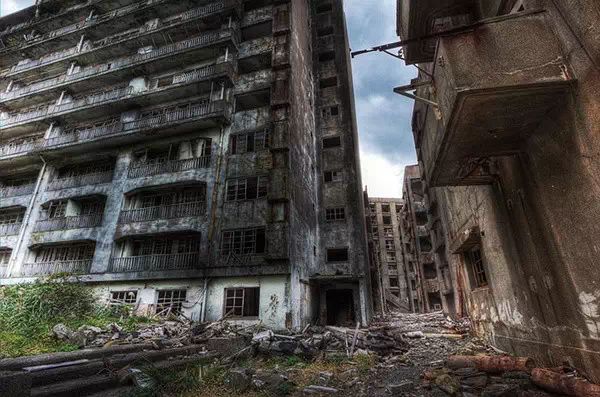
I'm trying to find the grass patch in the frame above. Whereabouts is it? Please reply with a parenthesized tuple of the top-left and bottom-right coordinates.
(0, 276, 154, 358)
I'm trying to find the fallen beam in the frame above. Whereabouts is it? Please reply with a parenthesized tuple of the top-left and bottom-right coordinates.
(532, 368, 600, 397)
(446, 355, 535, 373)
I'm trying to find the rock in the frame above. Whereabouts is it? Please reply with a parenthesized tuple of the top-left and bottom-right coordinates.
(389, 381, 413, 395)
(318, 371, 333, 383)
(253, 372, 294, 396)
(481, 383, 520, 397)
(461, 375, 488, 389)
(453, 367, 481, 377)
(406, 331, 424, 338)
(225, 369, 252, 392)
(435, 374, 461, 396)
(52, 324, 73, 341)
(303, 385, 339, 395)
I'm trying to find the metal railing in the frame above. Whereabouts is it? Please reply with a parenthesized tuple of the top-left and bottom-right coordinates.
(43, 99, 229, 148)
(34, 213, 103, 232)
(128, 156, 211, 178)
(118, 201, 205, 224)
(109, 252, 201, 273)
(47, 170, 114, 191)
(19, 259, 92, 277)
(1, 27, 238, 103)
(0, 184, 35, 197)
(0, 139, 43, 158)
(0, 223, 21, 236)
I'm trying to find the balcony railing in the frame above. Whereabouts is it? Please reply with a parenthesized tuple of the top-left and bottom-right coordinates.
(118, 201, 205, 224)
(0, 223, 22, 236)
(0, 184, 35, 197)
(18, 259, 92, 277)
(4, 1, 230, 76)
(43, 100, 229, 149)
(34, 213, 103, 232)
(47, 170, 114, 191)
(128, 156, 211, 178)
(1, 28, 238, 103)
(0, 138, 43, 158)
(109, 252, 201, 273)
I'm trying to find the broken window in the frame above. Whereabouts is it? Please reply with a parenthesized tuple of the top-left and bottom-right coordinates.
(385, 240, 395, 251)
(319, 77, 338, 88)
(466, 248, 488, 288)
(110, 291, 138, 305)
(0, 249, 11, 265)
(319, 51, 335, 62)
(46, 200, 67, 219)
(324, 170, 342, 183)
(383, 227, 393, 237)
(325, 207, 345, 221)
(230, 129, 269, 154)
(321, 105, 339, 119)
(156, 289, 186, 316)
(326, 248, 348, 262)
(224, 287, 260, 317)
(0, 207, 25, 225)
(381, 204, 390, 213)
(389, 277, 399, 288)
(382, 215, 392, 225)
(322, 136, 341, 149)
(226, 176, 268, 201)
(221, 228, 266, 256)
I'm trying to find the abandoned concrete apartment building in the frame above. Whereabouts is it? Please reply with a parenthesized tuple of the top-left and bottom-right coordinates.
(398, 0, 600, 381)
(0, 0, 373, 329)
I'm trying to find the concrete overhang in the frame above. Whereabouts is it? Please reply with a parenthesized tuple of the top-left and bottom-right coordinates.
(424, 11, 575, 186)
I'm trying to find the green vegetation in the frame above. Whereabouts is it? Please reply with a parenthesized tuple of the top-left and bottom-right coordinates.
(0, 276, 153, 358)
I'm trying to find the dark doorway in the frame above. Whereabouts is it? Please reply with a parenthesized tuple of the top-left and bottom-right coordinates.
(326, 289, 355, 325)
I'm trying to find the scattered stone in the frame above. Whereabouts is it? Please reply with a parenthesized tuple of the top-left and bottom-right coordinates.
(303, 385, 339, 395)
(388, 381, 414, 395)
(405, 331, 425, 339)
(481, 383, 520, 397)
(461, 375, 488, 388)
(435, 374, 461, 396)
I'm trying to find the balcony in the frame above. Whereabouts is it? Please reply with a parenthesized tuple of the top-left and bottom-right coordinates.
(425, 278, 441, 293)
(0, 138, 43, 160)
(422, 11, 574, 186)
(33, 214, 103, 233)
(1, 0, 239, 80)
(47, 169, 114, 191)
(41, 99, 231, 152)
(109, 253, 202, 273)
(0, 184, 35, 198)
(17, 259, 92, 277)
(118, 202, 205, 224)
(128, 156, 212, 179)
(0, 28, 239, 109)
(0, 223, 22, 236)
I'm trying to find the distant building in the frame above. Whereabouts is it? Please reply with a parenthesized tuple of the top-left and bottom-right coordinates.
(0, 0, 371, 329)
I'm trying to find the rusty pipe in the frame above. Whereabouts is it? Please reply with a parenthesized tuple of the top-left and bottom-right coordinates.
(446, 355, 535, 373)
(532, 368, 600, 397)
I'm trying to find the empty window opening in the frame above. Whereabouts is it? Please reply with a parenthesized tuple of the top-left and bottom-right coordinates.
(321, 105, 339, 119)
(235, 89, 271, 112)
(224, 287, 259, 317)
(382, 215, 392, 225)
(411, 280, 417, 291)
(428, 293, 442, 311)
(156, 290, 186, 316)
(317, 26, 334, 37)
(381, 204, 390, 213)
(241, 21, 273, 41)
(0, 248, 12, 265)
(386, 252, 396, 262)
(324, 170, 342, 183)
(316, 2, 333, 13)
(322, 136, 341, 148)
(424, 263, 437, 279)
(226, 176, 268, 201)
(320, 77, 337, 89)
(326, 289, 354, 325)
(319, 51, 335, 62)
(383, 227, 393, 237)
(419, 237, 432, 252)
(389, 277, 399, 288)
(230, 129, 269, 154)
(327, 248, 348, 262)
(325, 207, 345, 221)
(466, 248, 488, 288)
(385, 240, 395, 251)
(221, 228, 266, 256)
(110, 290, 137, 305)
(388, 264, 396, 272)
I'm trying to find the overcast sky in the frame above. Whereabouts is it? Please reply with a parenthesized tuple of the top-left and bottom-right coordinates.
(1, 0, 417, 197)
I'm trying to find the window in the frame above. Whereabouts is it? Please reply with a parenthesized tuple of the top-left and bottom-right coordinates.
(324, 170, 342, 183)
(382, 215, 392, 225)
(35, 243, 95, 263)
(325, 207, 345, 221)
(388, 264, 396, 272)
(156, 290, 187, 315)
(221, 228, 266, 256)
(319, 51, 335, 62)
(317, 26, 334, 37)
(321, 105, 339, 119)
(467, 248, 488, 288)
(46, 200, 67, 219)
(386, 252, 396, 262)
(226, 176, 268, 201)
(131, 237, 200, 256)
(0, 208, 24, 225)
(381, 204, 390, 213)
(0, 249, 11, 265)
(327, 248, 348, 262)
(385, 240, 395, 251)
(224, 287, 259, 317)
(316, 2, 332, 13)
(322, 136, 341, 149)
(411, 280, 417, 291)
(389, 277, 399, 288)
(319, 77, 337, 88)
(230, 130, 269, 154)
(383, 227, 393, 237)
(110, 291, 138, 305)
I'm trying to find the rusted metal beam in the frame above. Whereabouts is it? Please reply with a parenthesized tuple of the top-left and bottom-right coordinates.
(446, 355, 535, 373)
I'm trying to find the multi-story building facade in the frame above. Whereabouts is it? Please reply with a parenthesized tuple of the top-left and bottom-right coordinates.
(0, 0, 371, 329)
(365, 195, 410, 312)
(398, 0, 600, 381)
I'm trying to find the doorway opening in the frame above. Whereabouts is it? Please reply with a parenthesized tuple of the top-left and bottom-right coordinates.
(326, 289, 355, 325)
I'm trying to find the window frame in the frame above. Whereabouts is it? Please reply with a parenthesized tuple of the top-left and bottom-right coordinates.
(466, 247, 488, 288)
(325, 207, 345, 221)
(155, 289, 187, 316)
(223, 287, 260, 318)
